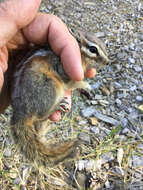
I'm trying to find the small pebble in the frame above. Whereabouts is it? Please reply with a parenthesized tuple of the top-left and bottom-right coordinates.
(4, 148, 11, 157)
(0, 136, 3, 142)
(122, 127, 130, 134)
(100, 152, 114, 164)
(112, 167, 124, 176)
(139, 34, 143, 41)
(116, 64, 122, 71)
(118, 135, 127, 142)
(130, 85, 137, 91)
(136, 96, 143, 102)
(94, 94, 103, 100)
(134, 172, 142, 179)
(95, 32, 105, 37)
(22, 167, 29, 182)
(134, 65, 142, 72)
(130, 155, 143, 167)
(127, 107, 134, 113)
(114, 82, 122, 88)
(94, 111, 119, 126)
(138, 3, 142, 11)
(79, 132, 91, 144)
(115, 98, 122, 105)
(91, 81, 101, 89)
(81, 107, 95, 117)
(90, 126, 100, 134)
(101, 127, 111, 135)
(129, 43, 135, 50)
(20, 186, 27, 190)
(99, 100, 109, 105)
(90, 100, 98, 105)
(14, 177, 21, 185)
(117, 52, 127, 59)
(121, 118, 128, 127)
(128, 57, 135, 64)
(137, 144, 143, 150)
(79, 120, 88, 125)
(117, 93, 124, 99)
(105, 180, 110, 189)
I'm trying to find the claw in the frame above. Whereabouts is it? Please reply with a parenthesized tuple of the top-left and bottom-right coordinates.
(79, 89, 95, 100)
(57, 98, 70, 112)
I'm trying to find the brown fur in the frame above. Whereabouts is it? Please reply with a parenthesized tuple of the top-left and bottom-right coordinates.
(2, 34, 108, 165)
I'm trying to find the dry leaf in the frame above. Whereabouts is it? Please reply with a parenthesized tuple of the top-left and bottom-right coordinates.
(138, 105, 143, 112)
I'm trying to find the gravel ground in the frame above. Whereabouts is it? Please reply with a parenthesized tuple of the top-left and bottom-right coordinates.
(41, 0, 143, 136)
(0, 0, 143, 190)
(41, 0, 143, 189)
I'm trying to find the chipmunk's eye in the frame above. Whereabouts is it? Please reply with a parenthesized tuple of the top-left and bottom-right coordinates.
(88, 46, 98, 54)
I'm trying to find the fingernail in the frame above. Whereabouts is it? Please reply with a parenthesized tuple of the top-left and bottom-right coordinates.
(85, 68, 96, 78)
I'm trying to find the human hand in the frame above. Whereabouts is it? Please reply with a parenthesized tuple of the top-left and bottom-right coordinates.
(0, 0, 96, 121)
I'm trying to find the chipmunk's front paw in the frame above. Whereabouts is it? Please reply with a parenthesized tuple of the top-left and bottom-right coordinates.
(79, 89, 94, 100)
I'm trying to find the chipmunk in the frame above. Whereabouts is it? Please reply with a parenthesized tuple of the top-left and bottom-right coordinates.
(6, 31, 109, 165)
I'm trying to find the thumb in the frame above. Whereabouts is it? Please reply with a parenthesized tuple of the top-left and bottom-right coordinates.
(0, 0, 41, 48)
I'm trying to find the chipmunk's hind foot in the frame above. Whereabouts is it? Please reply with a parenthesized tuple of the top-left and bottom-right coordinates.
(56, 97, 70, 112)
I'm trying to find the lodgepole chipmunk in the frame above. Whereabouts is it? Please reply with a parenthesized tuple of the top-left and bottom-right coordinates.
(5, 31, 109, 165)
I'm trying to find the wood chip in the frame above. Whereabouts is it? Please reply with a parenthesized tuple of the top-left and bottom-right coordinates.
(88, 117, 99, 125)
(100, 87, 110, 96)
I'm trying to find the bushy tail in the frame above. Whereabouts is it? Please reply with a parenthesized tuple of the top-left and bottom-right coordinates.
(11, 119, 79, 165)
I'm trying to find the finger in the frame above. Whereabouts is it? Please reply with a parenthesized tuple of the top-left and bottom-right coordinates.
(23, 13, 84, 81)
(0, 0, 41, 48)
(0, 67, 4, 91)
(85, 68, 96, 78)
(49, 111, 61, 122)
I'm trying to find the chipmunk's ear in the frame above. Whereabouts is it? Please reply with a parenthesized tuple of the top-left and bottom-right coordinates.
(69, 28, 82, 48)
(77, 30, 84, 43)
(76, 30, 88, 48)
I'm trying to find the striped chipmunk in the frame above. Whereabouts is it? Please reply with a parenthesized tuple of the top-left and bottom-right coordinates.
(2, 30, 109, 165)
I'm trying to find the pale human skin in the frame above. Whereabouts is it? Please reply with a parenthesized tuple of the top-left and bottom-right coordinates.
(0, 0, 96, 121)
